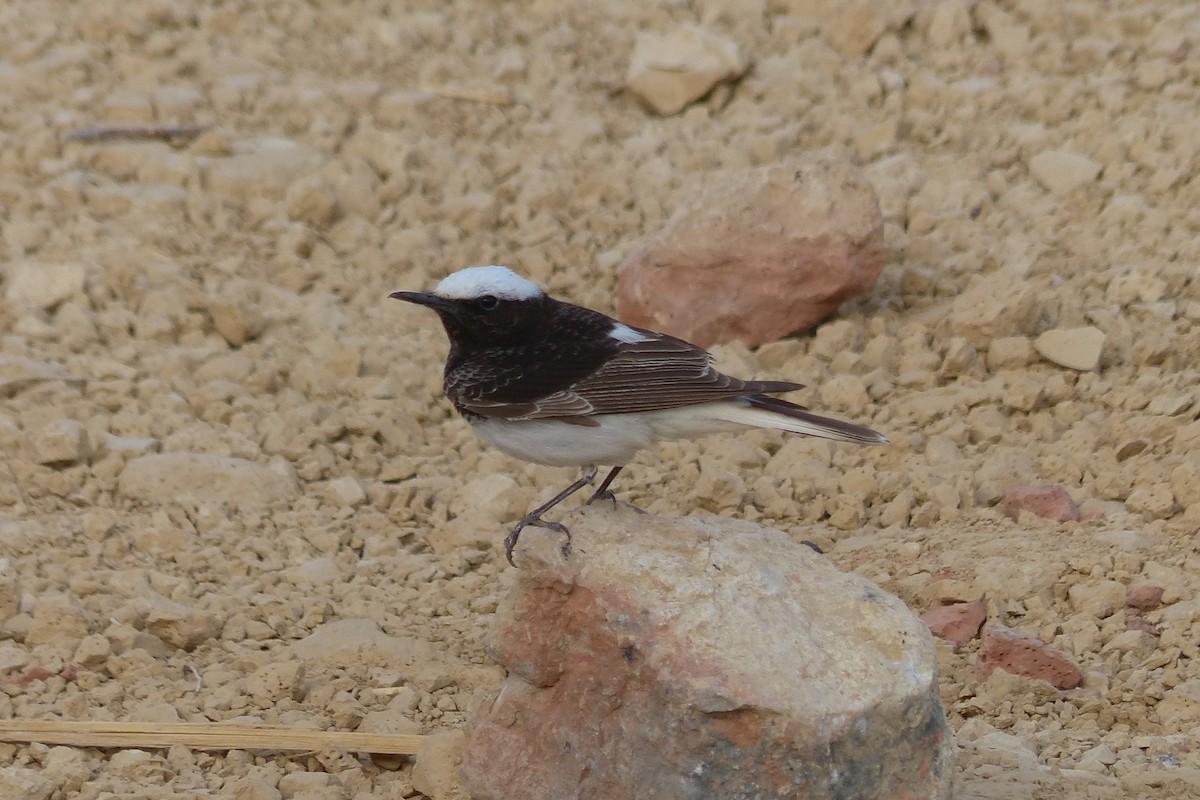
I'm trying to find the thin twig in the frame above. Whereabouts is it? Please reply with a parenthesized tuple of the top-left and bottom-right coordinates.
(65, 123, 211, 143)
(420, 85, 516, 106)
(0, 720, 424, 756)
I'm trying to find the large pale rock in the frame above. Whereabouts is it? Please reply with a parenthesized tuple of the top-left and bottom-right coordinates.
(617, 153, 884, 347)
(626, 25, 744, 116)
(464, 507, 953, 800)
(117, 452, 300, 508)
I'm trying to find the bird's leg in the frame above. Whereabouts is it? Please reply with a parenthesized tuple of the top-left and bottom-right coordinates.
(504, 466, 598, 566)
(585, 466, 623, 505)
(583, 465, 646, 514)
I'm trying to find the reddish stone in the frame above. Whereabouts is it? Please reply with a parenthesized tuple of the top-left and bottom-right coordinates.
(464, 510, 954, 800)
(1002, 485, 1080, 522)
(1124, 609, 1160, 635)
(921, 601, 987, 649)
(975, 623, 1082, 690)
(11, 664, 83, 685)
(1125, 583, 1165, 611)
(13, 666, 56, 685)
(616, 153, 884, 348)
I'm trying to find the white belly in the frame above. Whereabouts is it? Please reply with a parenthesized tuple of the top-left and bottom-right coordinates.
(469, 404, 746, 467)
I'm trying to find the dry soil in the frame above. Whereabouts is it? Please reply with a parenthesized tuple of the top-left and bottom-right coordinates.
(2, 1, 1199, 799)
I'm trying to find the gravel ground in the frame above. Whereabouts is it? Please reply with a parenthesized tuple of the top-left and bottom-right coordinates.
(1, 1, 1199, 798)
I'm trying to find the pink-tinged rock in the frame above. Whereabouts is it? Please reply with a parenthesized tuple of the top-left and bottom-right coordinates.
(1002, 485, 1080, 522)
(975, 623, 1082, 690)
(1124, 608, 1159, 636)
(616, 153, 884, 348)
(463, 508, 953, 800)
(1125, 583, 1165, 611)
(921, 600, 987, 649)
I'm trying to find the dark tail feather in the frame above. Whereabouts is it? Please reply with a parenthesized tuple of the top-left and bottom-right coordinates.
(745, 379, 806, 394)
(739, 394, 889, 444)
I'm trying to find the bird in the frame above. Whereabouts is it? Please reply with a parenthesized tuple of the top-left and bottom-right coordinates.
(392, 265, 887, 565)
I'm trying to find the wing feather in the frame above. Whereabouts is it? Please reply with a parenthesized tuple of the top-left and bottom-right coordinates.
(456, 328, 804, 420)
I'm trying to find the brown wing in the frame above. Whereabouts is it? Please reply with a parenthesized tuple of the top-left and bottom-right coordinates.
(457, 330, 803, 421)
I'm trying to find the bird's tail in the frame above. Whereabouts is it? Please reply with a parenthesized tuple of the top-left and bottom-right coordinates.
(711, 395, 889, 444)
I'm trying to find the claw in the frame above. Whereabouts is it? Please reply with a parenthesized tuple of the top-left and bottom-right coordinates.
(502, 465, 622, 566)
(586, 489, 618, 506)
(503, 524, 525, 567)
(504, 517, 572, 566)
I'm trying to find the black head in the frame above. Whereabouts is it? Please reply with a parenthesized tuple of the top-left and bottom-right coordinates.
(390, 266, 548, 351)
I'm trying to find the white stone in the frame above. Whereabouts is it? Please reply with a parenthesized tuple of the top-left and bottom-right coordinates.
(0, 767, 55, 800)
(947, 270, 1038, 349)
(200, 137, 324, 199)
(126, 593, 219, 650)
(450, 473, 530, 522)
(1034, 326, 1105, 371)
(3, 262, 86, 310)
(291, 619, 448, 688)
(207, 298, 262, 346)
(1028, 149, 1102, 195)
(118, 452, 300, 508)
(413, 730, 469, 800)
(103, 434, 162, 457)
(626, 25, 744, 116)
(30, 419, 90, 466)
(0, 643, 30, 672)
(284, 557, 342, 587)
(323, 475, 367, 507)
(1067, 580, 1126, 619)
(1157, 678, 1200, 728)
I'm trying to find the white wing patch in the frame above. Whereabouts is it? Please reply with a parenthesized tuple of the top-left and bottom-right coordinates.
(609, 323, 654, 344)
(435, 266, 543, 301)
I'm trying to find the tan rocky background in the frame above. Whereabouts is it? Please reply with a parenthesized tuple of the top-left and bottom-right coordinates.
(1, 1, 1199, 798)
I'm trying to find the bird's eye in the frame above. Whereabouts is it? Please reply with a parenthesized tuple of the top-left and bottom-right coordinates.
(474, 295, 499, 311)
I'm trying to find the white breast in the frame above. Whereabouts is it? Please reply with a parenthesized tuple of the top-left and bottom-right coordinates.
(468, 404, 748, 467)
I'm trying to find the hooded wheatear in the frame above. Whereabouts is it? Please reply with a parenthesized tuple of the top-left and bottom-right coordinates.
(393, 265, 887, 565)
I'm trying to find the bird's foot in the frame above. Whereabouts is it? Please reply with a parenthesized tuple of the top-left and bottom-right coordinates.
(504, 516, 572, 567)
(585, 488, 618, 506)
(584, 488, 648, 514)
